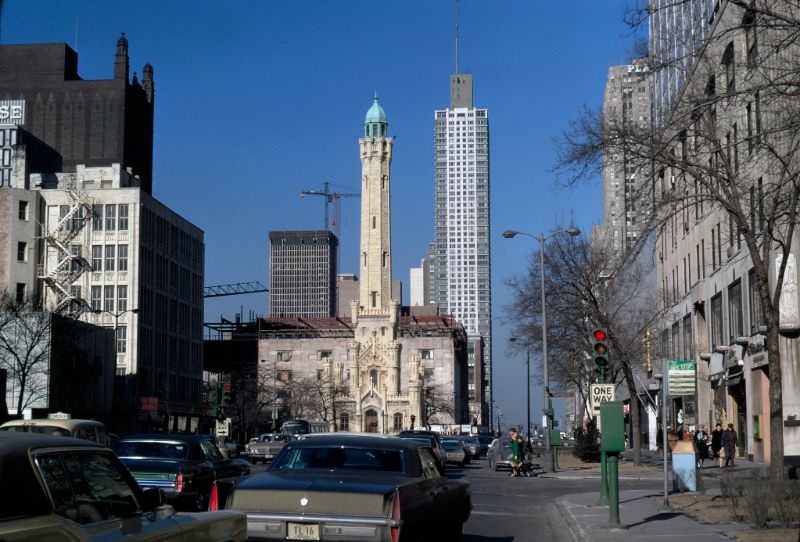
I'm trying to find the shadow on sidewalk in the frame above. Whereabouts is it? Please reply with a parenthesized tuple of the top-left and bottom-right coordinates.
(620, 492, 661, 504)
(625, 511, 683, 528)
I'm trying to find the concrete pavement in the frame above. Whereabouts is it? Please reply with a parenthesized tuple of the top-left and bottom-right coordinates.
(554, 489, 748, 542)
(550, 456, 767, 542)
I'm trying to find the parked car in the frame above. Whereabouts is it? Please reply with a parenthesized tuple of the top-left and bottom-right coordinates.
(0, 432, 247, 541)
(458, 435, 480, 459)
(248, 433, 291, 464)
(397, 429, 447, 470)
(477, 435, 495, 457)
(440, 437, 468, 467)
(217, 437, 240, 458)
(114, 434, 250, 512)
(1, 418, 109, 445)
(228, 433, 471, 541)
(487, 437, 515, 471)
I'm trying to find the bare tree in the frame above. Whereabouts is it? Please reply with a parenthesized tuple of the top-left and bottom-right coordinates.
(0, 294, 53, 416)
(506, 230, 660, 465)
(554, 1, 800, 478)
(424, 383, 457, 427)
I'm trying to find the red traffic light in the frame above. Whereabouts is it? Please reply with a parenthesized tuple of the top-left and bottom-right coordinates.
(593, 329, 607, 341)
(223, 384, 231, 391)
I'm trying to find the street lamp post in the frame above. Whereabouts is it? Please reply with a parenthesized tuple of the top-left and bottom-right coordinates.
(503, 226, 580, 473)
(93, 307, 140, 356)
(509, 337, 531, 450)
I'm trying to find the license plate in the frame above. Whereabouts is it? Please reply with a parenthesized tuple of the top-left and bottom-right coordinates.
(287, 522, 320, 540)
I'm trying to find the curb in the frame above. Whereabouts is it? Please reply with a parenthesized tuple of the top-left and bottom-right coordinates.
(553, 497, 590, 542)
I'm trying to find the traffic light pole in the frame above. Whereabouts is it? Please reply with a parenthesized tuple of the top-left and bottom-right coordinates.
(597, 367, 609, 506)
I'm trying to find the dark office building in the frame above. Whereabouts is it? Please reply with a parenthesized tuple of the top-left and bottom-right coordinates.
(269, 231, 338, 318)
(0, 34, 155, 192)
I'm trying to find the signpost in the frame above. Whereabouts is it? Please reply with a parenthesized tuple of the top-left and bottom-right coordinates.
(216, 419, 229, 437)
(668, 360, 696, 396)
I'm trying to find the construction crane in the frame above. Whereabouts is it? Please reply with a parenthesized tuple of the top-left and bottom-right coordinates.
(204, 281, 268, 298)
(300, 182, 359, 240)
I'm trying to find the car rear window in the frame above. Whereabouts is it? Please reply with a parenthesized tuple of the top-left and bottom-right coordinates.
(1, 425, 73, 438)
(273, 447, 405, 472)
(114, 441, 188, 459)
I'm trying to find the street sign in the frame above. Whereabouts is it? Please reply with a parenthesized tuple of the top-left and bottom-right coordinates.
(668, 360, 696, 396)
(590, 384, 616, 414)
(216, 419, 229, 437)
(47, 412, 70, 420)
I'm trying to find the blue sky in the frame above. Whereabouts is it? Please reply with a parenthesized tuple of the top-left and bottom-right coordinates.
(3, 1, 638, 431)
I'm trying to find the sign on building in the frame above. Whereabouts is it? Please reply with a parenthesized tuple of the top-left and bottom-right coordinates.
(668, 360, 697, 396)
(590, 384, 615, 415)
(0, 100, 25, 125)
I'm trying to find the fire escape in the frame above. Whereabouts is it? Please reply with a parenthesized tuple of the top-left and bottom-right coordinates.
(38, 187, 93, 316)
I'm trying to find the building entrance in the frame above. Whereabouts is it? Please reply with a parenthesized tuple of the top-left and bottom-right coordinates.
(364, 409, 379, 433)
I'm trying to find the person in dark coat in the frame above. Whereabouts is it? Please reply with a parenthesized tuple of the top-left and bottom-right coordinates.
(695, 425, 709, 467)
(722, 423, 738, 467)
(711, 423, 723, 462)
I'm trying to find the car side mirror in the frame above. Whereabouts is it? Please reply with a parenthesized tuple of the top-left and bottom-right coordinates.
(140, 487, 163, 512)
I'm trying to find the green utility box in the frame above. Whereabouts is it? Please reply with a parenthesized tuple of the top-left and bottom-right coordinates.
(599, 401, 625, 452)
(550, 429, 562, 445)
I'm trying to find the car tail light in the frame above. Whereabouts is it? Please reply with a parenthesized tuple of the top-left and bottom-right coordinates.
(390, 490, 401, 542)
(209, 482, 219, 511)
(175, 472, 183, 492)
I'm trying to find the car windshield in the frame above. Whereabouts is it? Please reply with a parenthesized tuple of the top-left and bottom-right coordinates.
(0, 425, 73, 438)
(442, 442, 462, 450)
(478, 436, 493, 445)
(114, 441, 189, 459)
(441, 438, 461, 446)
(273, 446, 405, 472)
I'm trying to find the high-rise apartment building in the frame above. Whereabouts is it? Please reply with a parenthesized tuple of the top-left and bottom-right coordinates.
(649, 0, 715, 126)
(434, 74, 491, 426)
(269, 230, 337, 318)
(591, 60, 652, 258)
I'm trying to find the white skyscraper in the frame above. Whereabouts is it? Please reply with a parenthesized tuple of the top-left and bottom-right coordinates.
(434, 73, 491, 427)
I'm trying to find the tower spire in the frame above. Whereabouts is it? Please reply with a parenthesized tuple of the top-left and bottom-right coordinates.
(455, 0, 460, 74)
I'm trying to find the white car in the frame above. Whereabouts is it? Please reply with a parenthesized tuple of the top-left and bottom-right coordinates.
(441, 437, 468, 466)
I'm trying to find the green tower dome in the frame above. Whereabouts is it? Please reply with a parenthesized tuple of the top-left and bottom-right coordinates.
(364, 94, 388, 138)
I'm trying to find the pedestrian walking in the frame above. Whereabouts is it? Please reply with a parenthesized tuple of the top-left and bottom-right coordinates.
(722, 423, 738, 467)
(711, 423, 723, 465)
(695, 425, 709, 468)
(508, 428, 523, 477)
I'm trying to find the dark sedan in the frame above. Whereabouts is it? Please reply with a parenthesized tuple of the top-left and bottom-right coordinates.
(114, 434, 250, 511)
(228, 433, 471, 541)
(0, 432, 246, 541)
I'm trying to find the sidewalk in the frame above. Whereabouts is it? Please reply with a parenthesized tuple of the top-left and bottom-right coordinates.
(547, 454, 771, 542)
(554, 489, 749, 542)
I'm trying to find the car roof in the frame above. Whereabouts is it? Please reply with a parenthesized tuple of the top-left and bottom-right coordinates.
(0, 432, 104, 520)
(1, 418, 106, 431)
(288, 433, 423, 451)
(119, 434, 213, 443)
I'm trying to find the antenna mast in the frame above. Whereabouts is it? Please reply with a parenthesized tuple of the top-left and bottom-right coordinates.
(455, 0, 460, 73)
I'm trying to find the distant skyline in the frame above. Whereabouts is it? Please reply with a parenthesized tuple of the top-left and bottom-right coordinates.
(2, 1, 640, 430)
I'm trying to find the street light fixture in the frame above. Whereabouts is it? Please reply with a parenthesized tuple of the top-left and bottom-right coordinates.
(93, 307, 140, 353)
(509, 336, 531, 450)
(503, 226, 581, 472)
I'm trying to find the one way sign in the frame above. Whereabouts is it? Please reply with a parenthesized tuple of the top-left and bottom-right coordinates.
(590, 384, 616, 415)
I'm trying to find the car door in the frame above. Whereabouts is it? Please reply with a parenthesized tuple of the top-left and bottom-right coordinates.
(415, 448, 447, 524)
(35, 449, 183, 541)
(199, 438, 236, 479)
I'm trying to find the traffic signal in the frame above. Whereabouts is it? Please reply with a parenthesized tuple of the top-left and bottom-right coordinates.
(592, 327, 610, 375)
(221, 383, 233, 408)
